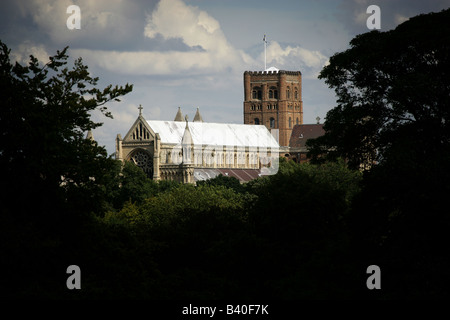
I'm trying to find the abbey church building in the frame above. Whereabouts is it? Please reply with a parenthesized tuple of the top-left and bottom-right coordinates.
(116, 66, 322, 183)
(115, 107, 280, 183)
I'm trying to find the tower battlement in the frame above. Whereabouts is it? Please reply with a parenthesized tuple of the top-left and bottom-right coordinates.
(244, 70, 302, 76)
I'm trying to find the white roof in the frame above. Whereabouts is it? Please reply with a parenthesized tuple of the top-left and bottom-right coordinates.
(147, 120, 279, 148)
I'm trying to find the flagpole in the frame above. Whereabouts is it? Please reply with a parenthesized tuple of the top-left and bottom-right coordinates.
(263, 34, 267, 70)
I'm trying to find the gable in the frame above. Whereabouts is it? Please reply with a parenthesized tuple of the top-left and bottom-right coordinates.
(123, 116, 156, 142)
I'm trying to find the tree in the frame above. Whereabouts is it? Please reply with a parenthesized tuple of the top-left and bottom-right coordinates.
(307, 9, 450, 170)
(103, 160, 159, 210)
(0, 40, 133, 218)
(196, 173, 245, 194)
(246, 160, 362, 299)
(305, 10, 450, 297)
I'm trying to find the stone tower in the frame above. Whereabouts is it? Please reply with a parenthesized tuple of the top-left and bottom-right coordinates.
(243, 69, 303, 147)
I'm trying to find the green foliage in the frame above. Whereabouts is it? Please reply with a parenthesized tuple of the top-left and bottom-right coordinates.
(305, 9, 450, 298)
(0, 40, 134, 298)
(308, 9, 450, 169)
(299, 158, 362, 204)
(250, 160, 359, 241)
(196, 174, 245, 194)
(277, 156, 300, 174)
(107, 183, 250, 227)
(243, 160, 363, 298)
(105, 160, 158, 209)
(0, 40, 133, 218)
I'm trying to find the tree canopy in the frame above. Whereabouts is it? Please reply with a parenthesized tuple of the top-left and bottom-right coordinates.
(307, 9, 450, 298)
(307, 9, 450, 170)
(0, 40, 133, 217)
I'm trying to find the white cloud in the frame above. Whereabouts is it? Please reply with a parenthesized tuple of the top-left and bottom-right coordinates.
(19, 0, 143, 47)
(144, 0, 224, 51)
(26, 0, 327, 79)
(142, 0, 251, 74)
(70, 0, 254, 76)
(72, 49, 201, 75)
(395, 14, 409, 25)
(11, 41, 51, 65)
(263, 41, 329, 79)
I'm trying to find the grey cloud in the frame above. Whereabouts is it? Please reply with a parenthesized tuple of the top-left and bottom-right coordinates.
(336, 0, 450, 35)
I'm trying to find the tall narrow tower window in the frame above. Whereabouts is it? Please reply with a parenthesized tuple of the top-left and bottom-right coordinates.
(287, 87, 291, 99)
(289, 117, 292, 128)
(270, 117, 275, 128)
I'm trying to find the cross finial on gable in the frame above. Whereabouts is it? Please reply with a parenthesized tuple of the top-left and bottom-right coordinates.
(138, 104, 143, 116)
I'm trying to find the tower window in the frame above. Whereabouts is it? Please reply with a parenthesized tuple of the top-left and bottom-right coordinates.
(270, 117, 275, 128)
(252, 86, 262, 100)
(254, 118, 260, 125)
(296, 117, 299, 125)
(289, 117, 292, 128)
(287, 87, 290, 99)
(269, 86, 278, 99)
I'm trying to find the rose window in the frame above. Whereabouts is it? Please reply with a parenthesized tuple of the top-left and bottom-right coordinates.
(130, 151, 153, 177)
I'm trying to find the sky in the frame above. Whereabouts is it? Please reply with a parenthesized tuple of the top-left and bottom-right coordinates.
(1, 0, 449, 155)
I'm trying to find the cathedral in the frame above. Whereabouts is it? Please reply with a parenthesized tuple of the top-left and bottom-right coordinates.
(115, 106, 280, 183)
(115, 68, 323, 183)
